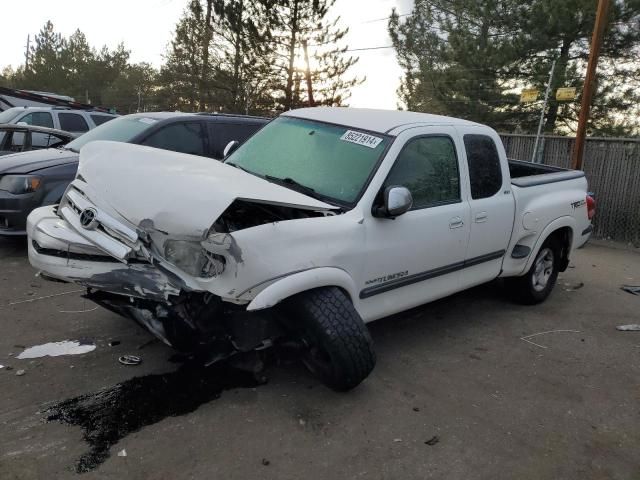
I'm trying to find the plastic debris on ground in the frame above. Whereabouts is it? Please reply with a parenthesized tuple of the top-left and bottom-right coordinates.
(16, 369, 26, 376)
(616, 324, 640, 331)
(17, 340, 96, 359)
(564, 282, 584, 292)
(117, 449, 127, 457)
(425, 436, 440, 446)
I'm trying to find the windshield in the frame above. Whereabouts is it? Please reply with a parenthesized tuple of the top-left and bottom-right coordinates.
(226, 117, 389, 204)
(65, 115, 157, 152)
(0, 108, 22, 123)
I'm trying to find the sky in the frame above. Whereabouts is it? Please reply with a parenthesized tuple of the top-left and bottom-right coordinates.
(0, 0, 414, 110)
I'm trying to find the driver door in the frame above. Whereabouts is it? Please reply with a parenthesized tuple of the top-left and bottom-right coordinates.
(359, 127, 470, 321)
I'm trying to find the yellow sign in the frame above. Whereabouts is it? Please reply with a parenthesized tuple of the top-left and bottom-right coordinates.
(520, 89, 539, 103)
(556, 87, 577, 101)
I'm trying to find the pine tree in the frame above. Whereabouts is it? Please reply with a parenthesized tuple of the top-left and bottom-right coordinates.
(389, 0, 640, 135)
(273, 0, 362, 111)
(23, 21, 68, 93)
(158, 0, 211, 111)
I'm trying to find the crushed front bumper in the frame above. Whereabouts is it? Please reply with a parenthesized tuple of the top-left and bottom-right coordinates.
(27, 205, 182, 301)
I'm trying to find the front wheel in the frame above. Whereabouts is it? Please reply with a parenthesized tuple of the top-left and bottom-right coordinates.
(279, 287, 376, 391)
(506, 240, 560, 305)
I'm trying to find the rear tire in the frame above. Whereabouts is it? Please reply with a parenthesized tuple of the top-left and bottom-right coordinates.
(506, 238, 561, 305)
(280, 287, 376, 391)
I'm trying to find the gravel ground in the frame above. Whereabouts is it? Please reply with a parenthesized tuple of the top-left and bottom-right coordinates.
(1, 237, 639, 480)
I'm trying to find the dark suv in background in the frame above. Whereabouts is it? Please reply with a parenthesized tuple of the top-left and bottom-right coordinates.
(0, 112, 269, 235)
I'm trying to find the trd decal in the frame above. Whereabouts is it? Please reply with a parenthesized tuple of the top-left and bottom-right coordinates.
(571, 199, 586, 209)
(365, 271, 409, 286)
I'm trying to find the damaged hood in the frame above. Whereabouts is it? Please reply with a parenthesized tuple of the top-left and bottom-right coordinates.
(76, 141, 336, 237)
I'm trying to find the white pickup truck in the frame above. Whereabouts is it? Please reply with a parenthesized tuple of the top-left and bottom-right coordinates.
(27, 108, 595, 390)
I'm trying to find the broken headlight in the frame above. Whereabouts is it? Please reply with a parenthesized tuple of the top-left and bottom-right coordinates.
(163, 240, 225, 278)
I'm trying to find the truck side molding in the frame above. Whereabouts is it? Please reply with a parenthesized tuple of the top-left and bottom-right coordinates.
(246, 267, 358, 311)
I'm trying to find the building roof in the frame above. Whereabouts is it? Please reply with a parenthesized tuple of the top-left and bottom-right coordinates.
(283, 107, 482, 134)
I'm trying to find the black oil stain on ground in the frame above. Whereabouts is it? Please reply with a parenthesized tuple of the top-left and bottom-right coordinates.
(45, 363, 261, 473)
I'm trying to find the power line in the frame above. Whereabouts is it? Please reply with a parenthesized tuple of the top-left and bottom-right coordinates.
(345, 45, 394, 52)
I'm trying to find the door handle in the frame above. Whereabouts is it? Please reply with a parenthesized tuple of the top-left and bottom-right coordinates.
(475, 212, 488, 223)
(449, 217, 464, 229)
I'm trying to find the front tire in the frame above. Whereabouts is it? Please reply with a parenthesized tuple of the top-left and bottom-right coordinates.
(280, 287, 376, 391)
(506, 239, 560, 305)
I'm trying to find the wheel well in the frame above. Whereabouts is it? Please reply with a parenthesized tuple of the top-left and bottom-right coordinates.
(544, 226, 573, 272)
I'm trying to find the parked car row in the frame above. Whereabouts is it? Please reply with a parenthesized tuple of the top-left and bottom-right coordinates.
(20, 107, 595, 391)
(0, 111, 268, 234)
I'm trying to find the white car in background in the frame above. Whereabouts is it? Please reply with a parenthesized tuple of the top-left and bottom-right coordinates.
(0, 106, 116, 139)
(27, 107, 595, 391)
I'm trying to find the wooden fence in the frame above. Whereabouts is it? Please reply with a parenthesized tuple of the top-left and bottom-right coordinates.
(500, 133, 640, 245)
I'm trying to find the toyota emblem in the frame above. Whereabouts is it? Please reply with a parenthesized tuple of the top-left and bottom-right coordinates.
(79, 208, 98, 230)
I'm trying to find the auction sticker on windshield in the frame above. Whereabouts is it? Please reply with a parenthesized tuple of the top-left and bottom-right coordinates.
(340, 130, 383, 149)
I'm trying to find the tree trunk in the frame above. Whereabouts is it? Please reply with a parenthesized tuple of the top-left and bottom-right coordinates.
(199, 0, 213, 110)
(284, 0, 299, 110)
(232, 0, 244, 112)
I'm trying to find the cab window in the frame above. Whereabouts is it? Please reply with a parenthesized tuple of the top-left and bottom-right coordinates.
(463, 134, 503, 199)
(384, 136, 460, 209)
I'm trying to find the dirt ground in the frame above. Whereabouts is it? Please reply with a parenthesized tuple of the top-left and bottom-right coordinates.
(1, 237, 639, 480)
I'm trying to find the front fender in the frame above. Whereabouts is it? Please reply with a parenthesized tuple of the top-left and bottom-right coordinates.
(246, 267, 357, 311)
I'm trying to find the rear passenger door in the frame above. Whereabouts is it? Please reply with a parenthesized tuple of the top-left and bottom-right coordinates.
(457, 127, 515, 288)
(206, 122, 262, 160)
(140, 121, 207, 156)
(16, 112, 55, 148)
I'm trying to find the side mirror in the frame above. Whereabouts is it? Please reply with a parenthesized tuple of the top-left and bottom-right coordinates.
(223, 140, 240, 158)
(373, 186, 413, 218)
(16, 121, 28, 126)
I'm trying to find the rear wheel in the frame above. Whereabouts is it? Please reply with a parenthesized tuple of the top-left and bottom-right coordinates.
(280, 287, 376, 391)
(506, 239, 560, 304)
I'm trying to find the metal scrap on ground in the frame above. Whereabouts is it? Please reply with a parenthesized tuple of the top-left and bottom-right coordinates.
(621, 285, 640, 296)
(520, 330, 582, 349)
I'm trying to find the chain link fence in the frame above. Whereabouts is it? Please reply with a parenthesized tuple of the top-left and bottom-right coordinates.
(500, 133, 640, 245)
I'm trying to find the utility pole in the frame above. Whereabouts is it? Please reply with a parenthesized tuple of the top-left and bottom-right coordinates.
(302, 39, 314, 107)
(572, 0, 610, 170)
(24, 34, 31, 69)
(531, 58, 557, 163)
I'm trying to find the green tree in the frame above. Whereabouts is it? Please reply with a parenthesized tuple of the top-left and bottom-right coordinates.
(390, 0, 640, 135)
(273, 0, 362, 111)
(102, 62, 159, 113)
(157, 0, 211, 111)
(23, 20, 68, 93)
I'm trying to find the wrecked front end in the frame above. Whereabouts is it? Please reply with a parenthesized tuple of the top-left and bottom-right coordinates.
(27, 141, 338, 359)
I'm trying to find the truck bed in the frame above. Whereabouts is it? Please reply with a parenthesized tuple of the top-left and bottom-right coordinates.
(508, 159, 585, 188)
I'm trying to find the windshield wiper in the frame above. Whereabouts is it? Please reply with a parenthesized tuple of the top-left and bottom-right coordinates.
(264, 175, 317, 197)
(226, 162, 253, 175)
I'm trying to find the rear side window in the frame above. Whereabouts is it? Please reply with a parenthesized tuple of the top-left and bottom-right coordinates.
(59, 113, 89, 132)
(384, 136, 460, 209)
(142, 122, 205, 156)
(19, 112, 54, 128)
(207, 122, 261, 159)
(91, 114, 115, 126)
(463, 134, 502, 199)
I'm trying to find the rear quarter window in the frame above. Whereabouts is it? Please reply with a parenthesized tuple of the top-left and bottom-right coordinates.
(91, 115, 115, 126)
(463, 134, 503, 199)
(59, 113, 90, 132)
